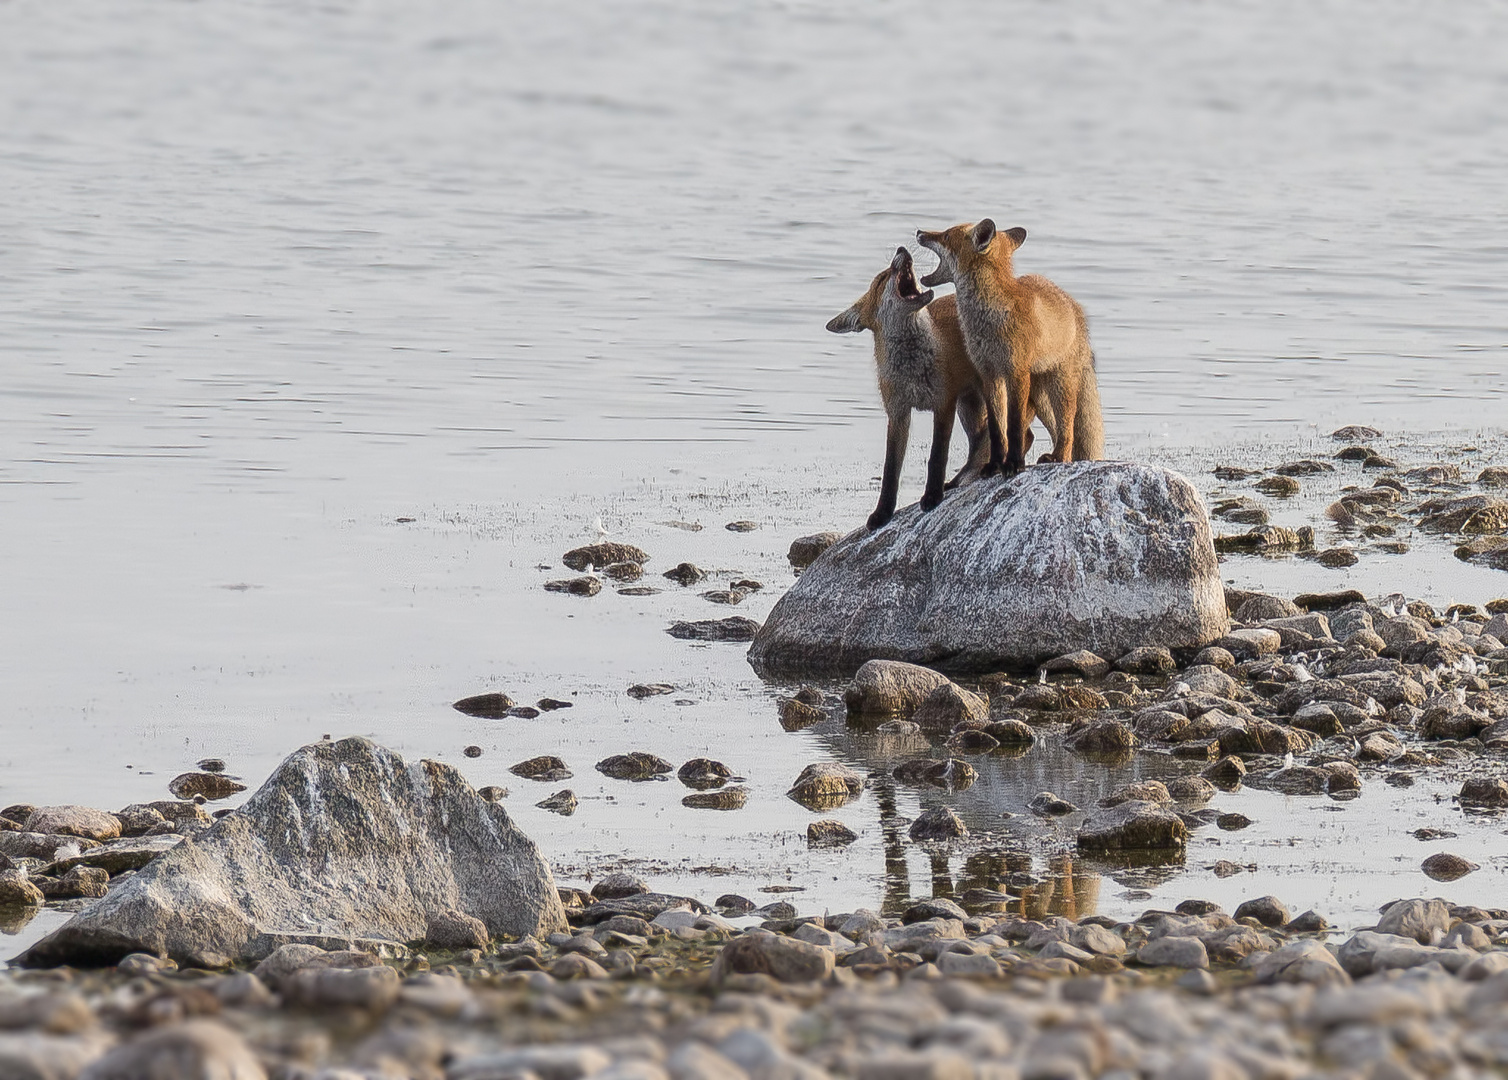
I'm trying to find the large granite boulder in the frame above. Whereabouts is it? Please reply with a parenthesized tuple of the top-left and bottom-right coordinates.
(16, 737, 567, 968)
(748, 462, 1227, 674)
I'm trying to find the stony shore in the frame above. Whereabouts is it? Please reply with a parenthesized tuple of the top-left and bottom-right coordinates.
(7, 882, 1508, 1079)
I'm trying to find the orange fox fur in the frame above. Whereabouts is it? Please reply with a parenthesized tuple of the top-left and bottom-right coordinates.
(916, 220, 1103, 475)
(828, 247, 1053, 528)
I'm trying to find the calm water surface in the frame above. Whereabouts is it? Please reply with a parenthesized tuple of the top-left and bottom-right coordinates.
(3, 0, 1508, 956)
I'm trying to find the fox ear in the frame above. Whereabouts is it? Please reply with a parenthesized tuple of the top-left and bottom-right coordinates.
(826, 304, 864, 334)
(1005, 226, 1027, 248)
(971, 219, 997, 252)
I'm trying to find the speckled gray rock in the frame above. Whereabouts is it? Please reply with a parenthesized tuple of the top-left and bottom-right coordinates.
(78, 1019, 266, 1080)
(1077, 800, 1188, 850)
(748, 462, 1228, 674)
(17, 737, 567, 967)
(843, 659, 952, 715)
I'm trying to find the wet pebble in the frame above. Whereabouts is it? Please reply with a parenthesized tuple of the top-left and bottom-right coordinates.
(682, 787, 749, 810)
(806, 820, 857, 847)
(666, 616, 760, 641)
(596, 753, 674, 781)
(510, 755, 573, 782)
(452, 692, 514, 718)
(536, 790, 578, 815)
(661, 562, 706, 586)
(1421, 852, 1479, 881)
(166, 772, 247, 801)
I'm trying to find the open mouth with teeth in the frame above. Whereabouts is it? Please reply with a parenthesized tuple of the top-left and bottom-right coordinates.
(890, 248, 932, 305)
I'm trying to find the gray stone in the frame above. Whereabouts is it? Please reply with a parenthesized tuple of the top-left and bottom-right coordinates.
(1115, 645, 1176, 675)
(1233, 895, 1289, 928)
(748, 462, 1229, 674)
(911, 683, 989, 731)
(1077, 800, 1188, 850)
(17, 737, 566, 967)
(1376, 898, 1449, 944)
(77, 1020, 265, 1080)
(563, 542, 649, 572)
(788, 532, 842, 570)
(843, 659, 952, 715)
(426, 908, 490, 950)
(909, 808, 966, 842)
(708, 931, 835, 985)
(787, 762, 864, 809)
(24, 806, 121, 842)
(0, 869, 44, 907)
(48, 836, 182, 876)
(1251, 939, 1350, 986)
(1137, 935, 1208, 968)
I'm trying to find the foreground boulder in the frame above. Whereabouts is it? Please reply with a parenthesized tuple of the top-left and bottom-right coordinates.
(748, 462, 1227, 674)
(17, 737, 567, 968)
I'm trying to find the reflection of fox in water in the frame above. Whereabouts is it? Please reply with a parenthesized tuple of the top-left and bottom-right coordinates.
(916, 220, 1104, 476)
(827, 247, 1056, 530)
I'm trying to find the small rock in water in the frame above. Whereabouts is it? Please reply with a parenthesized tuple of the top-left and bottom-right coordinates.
(1294, 588, 1368, 610)
(562, 542, 649, 571)
(536, 790, 578, 815)
(477, 786, 508, 801)
(700, 589, 747, 605)
(1217, 812, 1253, 830)
(463, 746, 482, 759)
(666, 616, 760, 641)
(807, 819, 857, 847)
(1422, 852, 1479, 881)
(1077, 800, 1188, 850)
(788, 532, 841, 569)
(602, 561, 643, 582)
(616, 585, 659, 596)
(1334, 445, 1374, 461)
(844, 659, 952, 716)
(1459, 776, 1508, 807)
(682, 787, 749, 810)
(544, 576, 601, 596)
(892, 758, 977, 790)
(0, 869, 44, 906)
(1233, 895, 1289, 927)
(1411, 827, 1457, 840)
(1274, 459, 1336, 476)
(627, 683, 675, 699)
(167, 772, 247, 801)
(662, 562, 707, 586)
(1255, 474, 1301, 496)
(197, 758, 227, 773)
(1332, 424, 1383, 440)
(787, 762, 863, 809)
(725, 520, 758, 532)
(677, 758, 733, 789)
(510, 756, 573, 782)
(1028, 791, 1078, 816)
(595, 753, 673, 781)
(908, 807, 966, 842)
(715, 893, 755, 914)
(911, 682, 989, 731)
(453, 692, 514, 718)
(537, 698, 573, 711)
(591, 873, 649, 900)
(778, 697, 826, 730)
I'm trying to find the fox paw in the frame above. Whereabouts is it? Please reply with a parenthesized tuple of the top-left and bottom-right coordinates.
(867, 510, 892, 531)
(920, 491, 943, 512)
(1003, 456, 1027, 477)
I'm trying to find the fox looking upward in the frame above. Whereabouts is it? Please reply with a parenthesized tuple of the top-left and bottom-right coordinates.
(827, 247, 1048, 530)
(915, 221, 1103, 476)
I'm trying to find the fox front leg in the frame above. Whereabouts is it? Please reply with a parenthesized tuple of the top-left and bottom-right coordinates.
(868, 410, 911, 530)
(921, 399, 957, 512)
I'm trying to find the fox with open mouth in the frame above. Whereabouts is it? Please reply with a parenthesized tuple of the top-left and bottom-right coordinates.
(915, 220, 1103, 478)
(827, 246, 1053, 529)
